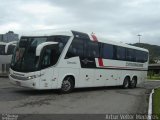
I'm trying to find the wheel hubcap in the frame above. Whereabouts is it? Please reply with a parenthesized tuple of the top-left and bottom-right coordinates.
(124, 79, 129, 88)
(62, 79, 71, 91)
(125, 81, 128, 87)
(131, 80, 136, 86)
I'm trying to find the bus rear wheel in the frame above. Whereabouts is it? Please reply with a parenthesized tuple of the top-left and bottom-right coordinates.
(122, 77, 130, 89)
(129, 77, 137, 88)
(60, 76, 74, 93)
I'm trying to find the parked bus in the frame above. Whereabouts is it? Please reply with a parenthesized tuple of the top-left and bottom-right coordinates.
(9, 31, 149, 93)
(0, 42, 16, 76)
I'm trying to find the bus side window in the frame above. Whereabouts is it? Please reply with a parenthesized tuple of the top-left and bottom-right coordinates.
(41, 48, 57, 69)
(136, 51, 148, 63)
(126, 48, 135, 62)
(143, 52, 148, 62)
(85, 41, 99, 58)
(116, 46, 126, 60)
(41, 49, 51, 68)
(0, 45, 5, 55)
(48, 36, 70, 55)
(102, 43, 114, 59)
(65, 38, 84, 59)
(7, 45, 16, 55)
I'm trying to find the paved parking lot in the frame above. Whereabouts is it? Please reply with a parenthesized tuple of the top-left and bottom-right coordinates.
(0, 77, 160, 119)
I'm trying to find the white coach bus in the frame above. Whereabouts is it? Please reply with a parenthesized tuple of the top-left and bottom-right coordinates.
(0, 42, 16, 76)
(9, 31, 149, 93)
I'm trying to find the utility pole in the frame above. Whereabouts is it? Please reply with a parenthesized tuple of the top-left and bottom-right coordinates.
(137, 34, 142, 43)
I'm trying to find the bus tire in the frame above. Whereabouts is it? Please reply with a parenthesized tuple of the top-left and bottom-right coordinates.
(122, 77, 129, 89)
(60, 76, 74, 94)
(129, 77, 137, 88)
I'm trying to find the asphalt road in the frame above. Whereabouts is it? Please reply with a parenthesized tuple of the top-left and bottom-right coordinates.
(0, 77, 160, 120)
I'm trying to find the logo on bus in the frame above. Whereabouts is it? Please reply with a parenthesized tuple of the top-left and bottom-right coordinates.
(126, 62, 143, 67)
(81, 59, 94, 64)
(67, 61, 77, 65)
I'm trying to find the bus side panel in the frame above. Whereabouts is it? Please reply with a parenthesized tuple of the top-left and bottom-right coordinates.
(57, 57, 81, 88)
(79, 68, 94, 87)
(94, 69, 105, 87)
(104, 69, 120, 86)
(94, 69, 122, 87)
(57, 68, 98, 88)
(57, 67, 79, 89)
(138, 71, 147, 84)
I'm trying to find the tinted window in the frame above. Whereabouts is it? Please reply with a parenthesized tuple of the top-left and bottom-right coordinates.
(86, 41, 99, 58)
(102, 44, 114, 59)
(143, 52, 148, 62)
(116, 46, 126, 60)
(135, 50, 141, 62)
(11, 36, 69, 72)
(41, 47, 59, 69)
(0, 45, 5, 55)
(7, 45, 16, 55)
(30, 38, 47, 47)
(48, 36, 69, 53)
(135, 50, 148, 63)
(66, 38, 84, 58)
(41, 48, 52, 68)
(126, 48, 135, 61)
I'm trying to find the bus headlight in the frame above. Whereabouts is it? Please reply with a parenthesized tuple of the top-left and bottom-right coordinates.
(27, 75, 41, 80)
(28, 76, 35, 80)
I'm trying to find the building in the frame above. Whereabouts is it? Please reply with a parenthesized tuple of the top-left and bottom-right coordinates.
(0, 31, 19, 43)
(0, 31, 18, 76)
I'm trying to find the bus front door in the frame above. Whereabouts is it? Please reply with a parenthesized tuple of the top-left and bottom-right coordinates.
(40, 68, 54, 89)
(39, 47, 57, 89)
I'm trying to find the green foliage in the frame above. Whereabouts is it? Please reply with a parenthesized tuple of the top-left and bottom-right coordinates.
(148, 71, 155, 79)
(153, 88, 160, 119)
(147, 76, 160, 80)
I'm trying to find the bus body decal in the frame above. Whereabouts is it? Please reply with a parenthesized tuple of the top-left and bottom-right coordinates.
(98, 58, 104, 67)
(91, 34, 98, 42)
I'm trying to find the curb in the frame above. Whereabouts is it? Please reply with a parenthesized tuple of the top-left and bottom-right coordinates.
(147, 80, 160, 82)
(148, 89, 154, 120)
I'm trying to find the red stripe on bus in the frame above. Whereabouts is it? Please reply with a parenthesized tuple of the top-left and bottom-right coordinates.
(98, 65, 147, 70)
(91, 34, 98, 42)
(98, 58, 104, 67)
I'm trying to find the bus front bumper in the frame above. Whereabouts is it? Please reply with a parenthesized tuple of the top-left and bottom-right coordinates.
(9, 74, 40, 89)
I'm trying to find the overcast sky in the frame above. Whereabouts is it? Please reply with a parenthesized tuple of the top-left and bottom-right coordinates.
(0, 0, 160, 45)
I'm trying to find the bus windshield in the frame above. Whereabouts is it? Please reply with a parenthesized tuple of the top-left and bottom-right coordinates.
(10, 36, 70, 72)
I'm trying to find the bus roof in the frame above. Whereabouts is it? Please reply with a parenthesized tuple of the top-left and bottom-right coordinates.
(0, 42, 7, 45)
(94, 37, 149, 52)
(21, 30, 148, 52)
(21, 30, 73, 37)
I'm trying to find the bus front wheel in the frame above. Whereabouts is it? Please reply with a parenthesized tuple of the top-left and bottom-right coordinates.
(60, 76, 74, 93)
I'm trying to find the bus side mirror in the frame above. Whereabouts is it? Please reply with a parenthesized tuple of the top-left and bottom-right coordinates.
(36, 42, 58, 56)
